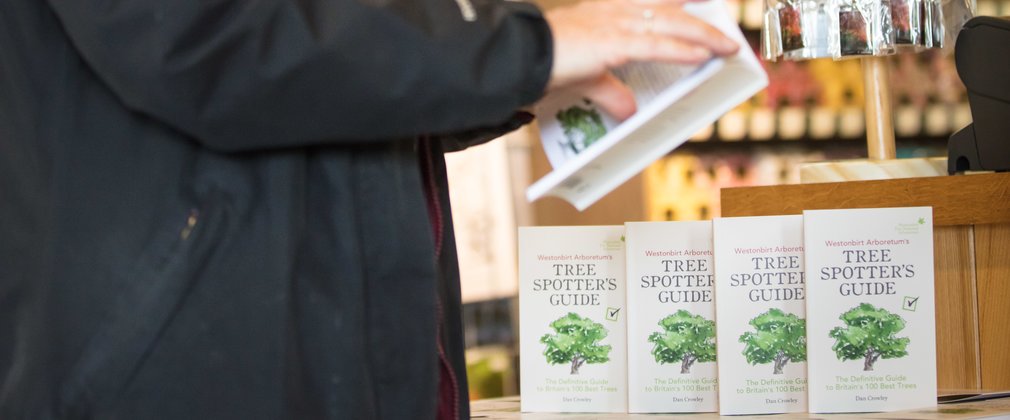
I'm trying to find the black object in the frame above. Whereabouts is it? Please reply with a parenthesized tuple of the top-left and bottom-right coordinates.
(948, 16, 1010, 174)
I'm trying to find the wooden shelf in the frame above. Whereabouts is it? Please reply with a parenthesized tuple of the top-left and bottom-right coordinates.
(721, 172, 1010, 226)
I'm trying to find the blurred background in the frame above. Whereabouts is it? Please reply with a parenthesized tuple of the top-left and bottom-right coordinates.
(449, 0, 988, 400)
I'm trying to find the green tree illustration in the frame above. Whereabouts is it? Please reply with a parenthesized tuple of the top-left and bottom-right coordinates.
(555, 100, 606, 154)
(648, 310, 717, 374)
(829, 303, 910, 371)
(540, 312, 612, 375)
(739, 308, 807, 374)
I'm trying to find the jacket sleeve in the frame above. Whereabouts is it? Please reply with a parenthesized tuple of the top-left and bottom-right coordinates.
(46, 0, 553, 152)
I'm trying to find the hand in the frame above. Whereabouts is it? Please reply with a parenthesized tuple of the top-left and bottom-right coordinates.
(544, 0, 740, 119)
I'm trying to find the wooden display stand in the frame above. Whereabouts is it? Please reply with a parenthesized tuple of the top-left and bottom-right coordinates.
(863, 57, 897, 161)
(721, 171, 1010, 391)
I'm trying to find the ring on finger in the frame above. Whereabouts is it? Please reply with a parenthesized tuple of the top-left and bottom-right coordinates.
(642, 8, 655, 33)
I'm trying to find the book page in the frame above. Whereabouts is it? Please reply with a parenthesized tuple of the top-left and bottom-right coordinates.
(615, 63, 695, 104)
(527, 0, 768, 210)
(536, 58, 709, 169)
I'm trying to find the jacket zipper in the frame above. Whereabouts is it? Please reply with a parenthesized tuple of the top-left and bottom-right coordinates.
(436, 298, 461, 420)
(420, 136, 460, 420)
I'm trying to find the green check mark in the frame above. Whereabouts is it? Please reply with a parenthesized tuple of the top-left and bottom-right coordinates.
(903, 296, 919, 311)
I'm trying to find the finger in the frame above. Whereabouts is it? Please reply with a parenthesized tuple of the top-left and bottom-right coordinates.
(622, 7, 740, 56)
(630, 0, 694, 6)
(579, 73, 638, 120)
(614, 34, 715, 65)
(651, 11, 740, 55)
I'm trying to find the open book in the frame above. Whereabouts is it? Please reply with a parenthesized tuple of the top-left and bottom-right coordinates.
(528, 0, 768, 210)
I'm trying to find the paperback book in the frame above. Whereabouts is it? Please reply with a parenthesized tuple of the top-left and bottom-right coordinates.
(625, 221, 718, 413)
(518, 226, 627, 412)
(804, 207, 936, 413)
(713, 215, 808, 415)
(528, 0, 768, 210)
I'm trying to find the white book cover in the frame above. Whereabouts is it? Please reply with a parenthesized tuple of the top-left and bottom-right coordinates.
(803, 207, 937, 413)
(625, 221, 718, 413)
(713, 215, 808, 415)
(527, 0, 768, 211)
(518, 226, 627, 412)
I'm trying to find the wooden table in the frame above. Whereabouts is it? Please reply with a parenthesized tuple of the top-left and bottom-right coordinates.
(720, 172, 1010, 391)
(472, 394, 1010, 419)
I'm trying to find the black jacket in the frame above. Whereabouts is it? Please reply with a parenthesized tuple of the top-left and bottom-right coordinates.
(0, 0, 551, 417)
